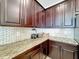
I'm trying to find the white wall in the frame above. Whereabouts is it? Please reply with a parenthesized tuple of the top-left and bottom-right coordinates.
(0, 26, 74, 45)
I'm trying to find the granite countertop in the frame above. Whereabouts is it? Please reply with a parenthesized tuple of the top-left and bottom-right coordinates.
(49, 36, 78, 46)
(0, 36, 78, 59)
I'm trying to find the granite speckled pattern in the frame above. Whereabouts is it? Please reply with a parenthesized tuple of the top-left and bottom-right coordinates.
(49, 36, 78, 46)
(0, 36, 78, 59)
(0, 37, 48, 59)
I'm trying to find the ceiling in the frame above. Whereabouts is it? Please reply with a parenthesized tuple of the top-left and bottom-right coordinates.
(36, 0, 65, 9)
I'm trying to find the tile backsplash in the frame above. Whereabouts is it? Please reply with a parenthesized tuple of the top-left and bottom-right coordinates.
(37, 28, 74, 39)
(0, 26, 74, 45)
(0, 26, 32, 45)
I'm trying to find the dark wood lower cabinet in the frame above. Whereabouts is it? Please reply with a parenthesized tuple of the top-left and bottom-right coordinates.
(61, 48, 75, 59)
(13, 40, 78, 59)
(61, 43, 78, 59)
(49, 40, 78, 59)
(49, 44, 61, 59)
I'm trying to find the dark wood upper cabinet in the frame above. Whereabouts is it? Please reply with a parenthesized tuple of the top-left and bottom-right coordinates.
(0, 0, 45, 27)
(0, 0, 77, 28)
(45, 0, 76, 28)
(45, 3, 64, 28)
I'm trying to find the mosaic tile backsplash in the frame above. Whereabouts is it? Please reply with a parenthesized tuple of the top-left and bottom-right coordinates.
(0, 26, 74, 45)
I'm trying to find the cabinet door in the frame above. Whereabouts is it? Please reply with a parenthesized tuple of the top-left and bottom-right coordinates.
(31, 49, 40, 59)
(46, 8, 53, 28)
(23, 0, 34, 27)
(31, 0, 35, 27)
(61, 48, 75, 59)
(34, 2, 43, 28)
(38, 10, 46, 28)
(54, 4, 63, 28)
(75, 0, 79, 12)
(1, 0, 22, 26)
(64, 0, 75, 27)
(49, 44, 61, 59)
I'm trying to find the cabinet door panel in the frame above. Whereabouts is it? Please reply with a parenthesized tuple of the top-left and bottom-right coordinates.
(24, 0, 33, 27)
(34, 2, 43, 28)
(6, 0, 20, 23)
(46, 8, 53, 28)
(1, 0, 21, 26)
(49, 45, 61, 59)
(64, 0, 75, 27)
(54, 5, 62, 28)
(39, 11, 46, 28)
(62, 48, 75, 59)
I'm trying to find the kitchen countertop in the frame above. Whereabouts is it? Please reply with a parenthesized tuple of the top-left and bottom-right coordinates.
(0, 36, 78, 59)
(49, 36, 78, 46)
